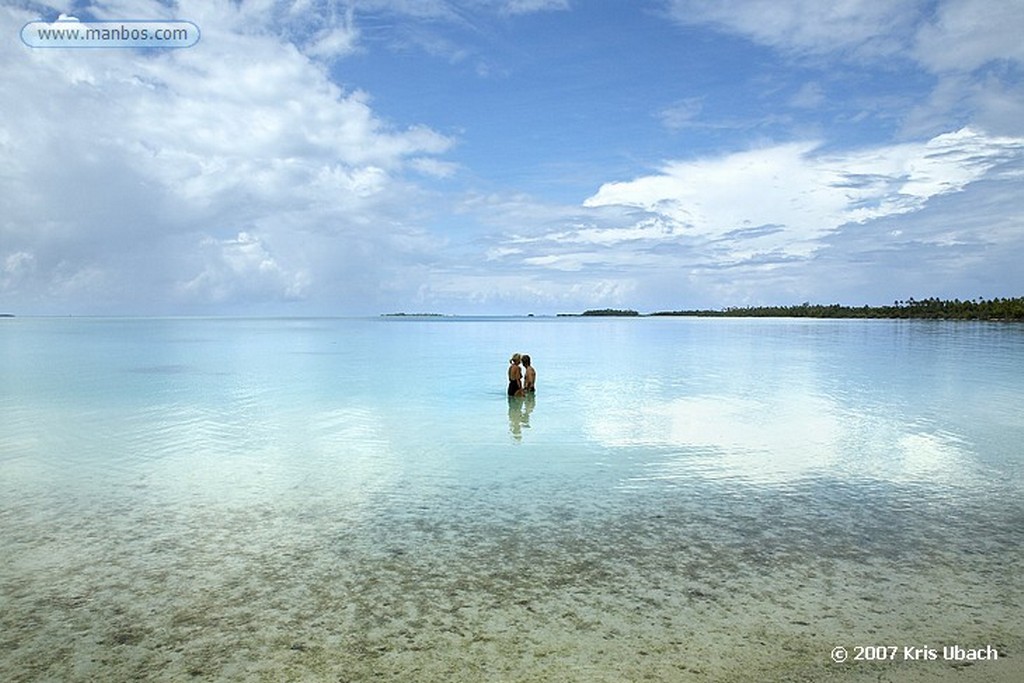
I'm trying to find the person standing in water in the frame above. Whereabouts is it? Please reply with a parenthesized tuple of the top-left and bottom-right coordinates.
(508, 353, 524, 396)
(522, 354, 536, 394)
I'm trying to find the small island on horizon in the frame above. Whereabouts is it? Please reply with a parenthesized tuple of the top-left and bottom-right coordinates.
(558, 308, 641, 317)
(558, 297, 1024, 321)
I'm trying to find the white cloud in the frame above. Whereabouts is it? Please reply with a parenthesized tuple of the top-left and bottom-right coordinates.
(664, 0, 922, 59)
(972, 76, 1024, 137)
(2, 252, 36, 293)
(412, 270, 637, 311)
(501, 0, 571, 16)
(902, 1, 1024, 136)
(665, 1, 1024, 137)
(179, 231, 311, 304)
(409, 157, 461, 178)
(305, 23, 360, 59)
(913, 0, 1024, 73)
(0, 1, 454, 312)
(790, 81, 825, 109)
(511, 216, 680, 247)
(657, 97, 704, 130)
(581, 128, 1024, 261)
(485, 246, 523, 260)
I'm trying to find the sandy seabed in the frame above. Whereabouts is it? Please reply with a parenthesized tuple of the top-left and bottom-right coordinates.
(2, 478, 1021, 683)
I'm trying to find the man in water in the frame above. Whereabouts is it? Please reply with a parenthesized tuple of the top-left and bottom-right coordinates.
(522, 354, 536, 393)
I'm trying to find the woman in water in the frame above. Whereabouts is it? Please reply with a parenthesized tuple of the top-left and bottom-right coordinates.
(508, 353, 524, 396)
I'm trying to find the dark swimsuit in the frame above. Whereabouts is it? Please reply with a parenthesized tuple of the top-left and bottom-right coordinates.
(508, 379, 521, 396)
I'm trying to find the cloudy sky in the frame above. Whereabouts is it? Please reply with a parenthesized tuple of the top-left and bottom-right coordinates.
(2, 0, 1022, 315)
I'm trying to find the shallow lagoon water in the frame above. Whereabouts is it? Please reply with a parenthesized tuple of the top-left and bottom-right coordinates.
(1, 316, 1022, 681)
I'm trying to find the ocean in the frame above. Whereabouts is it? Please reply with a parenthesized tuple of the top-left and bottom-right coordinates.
(2, 316, 1022, 681)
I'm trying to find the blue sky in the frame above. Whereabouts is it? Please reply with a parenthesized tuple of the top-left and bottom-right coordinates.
(2, 0, 1023, 315)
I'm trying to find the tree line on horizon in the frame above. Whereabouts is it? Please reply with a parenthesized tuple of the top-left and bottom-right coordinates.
(578, 297, 1024, 321)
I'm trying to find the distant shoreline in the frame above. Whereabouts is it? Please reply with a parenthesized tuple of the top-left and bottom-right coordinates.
(6, 297, 1022, 321)
(559, 297, 1024, 321)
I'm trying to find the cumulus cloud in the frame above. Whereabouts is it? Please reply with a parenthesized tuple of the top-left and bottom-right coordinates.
(179, 232, 311, 304)
(0, 1, 453, 312)
(2, 252, 37, 294)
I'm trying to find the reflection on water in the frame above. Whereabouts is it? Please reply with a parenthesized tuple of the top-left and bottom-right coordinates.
(507, 393, 536, 442)
(1, 317, 1022, 681)
(591, 392, 984, 490)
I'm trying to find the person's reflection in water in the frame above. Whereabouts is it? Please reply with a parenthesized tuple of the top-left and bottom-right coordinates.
(507, 392, 536, 442)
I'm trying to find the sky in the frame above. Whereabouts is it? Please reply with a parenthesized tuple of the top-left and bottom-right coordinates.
(1, 0, 1023, 315)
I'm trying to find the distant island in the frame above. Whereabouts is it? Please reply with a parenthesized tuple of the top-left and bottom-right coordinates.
(380, 312, 448, 317)
(559, 308, 640, 317)
(562, 297, 1024, 321)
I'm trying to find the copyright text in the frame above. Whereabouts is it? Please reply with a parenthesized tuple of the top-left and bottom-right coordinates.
(831, 645, 999, 663)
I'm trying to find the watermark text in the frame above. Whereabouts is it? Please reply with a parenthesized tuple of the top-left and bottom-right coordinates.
(22, 18, 200, 49)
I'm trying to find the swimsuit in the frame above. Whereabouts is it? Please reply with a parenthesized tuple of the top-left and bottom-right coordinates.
(508, 379, 521, 396)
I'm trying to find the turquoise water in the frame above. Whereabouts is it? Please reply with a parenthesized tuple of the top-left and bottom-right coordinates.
(2, 317, 1022, 681)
